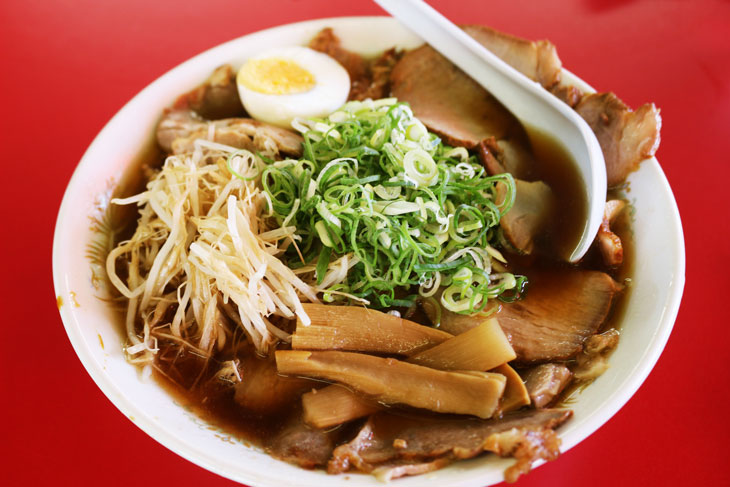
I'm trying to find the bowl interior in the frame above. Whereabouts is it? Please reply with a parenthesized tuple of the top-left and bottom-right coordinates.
(52, 16, 685, 487)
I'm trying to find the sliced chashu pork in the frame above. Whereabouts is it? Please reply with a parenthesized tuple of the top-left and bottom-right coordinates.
(576, 92, 661, 186)
(172, 64, 245, 120)
(156, 109, 303, 156)
(550, 81, 583, 108)
(481, 425, 564, 483)
(353, 47, 402, 101)
(390, 25, 561, 148)
(479, 139, 550, 254)
(233, 353, 318, 415)
(597, 199, 627, 266)
(328, 409, 572, 477)
(478, 136, 536, 180)
(390, 25, 660, 186)
(309, 27, 403, 101)
(267, 414, 337, 469)
(573, 328, 620, 381)
(460, 25, 562, 89)
(309, 27, 369, 96)
(426, 269, 622, 363)
(485, 269, 621, 363)
(390, 44, 522, 147)
(497, 179, 555, 254)
(521, 363, 573, 408)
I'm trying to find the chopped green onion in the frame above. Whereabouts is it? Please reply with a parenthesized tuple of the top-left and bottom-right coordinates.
(316, 246, 332, 285)
(260, 99, 522, 312)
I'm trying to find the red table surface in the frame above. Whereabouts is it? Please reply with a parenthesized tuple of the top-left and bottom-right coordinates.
(2, 1, 729, 486)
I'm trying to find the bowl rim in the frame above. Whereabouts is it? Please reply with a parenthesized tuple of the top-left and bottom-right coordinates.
(52, 15, 686, 487)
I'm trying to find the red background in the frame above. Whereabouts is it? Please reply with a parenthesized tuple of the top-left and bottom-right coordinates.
(2, 1, 729, 486)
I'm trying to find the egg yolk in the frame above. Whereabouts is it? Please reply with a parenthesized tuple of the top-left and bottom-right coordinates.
(238, 58, 316, 95)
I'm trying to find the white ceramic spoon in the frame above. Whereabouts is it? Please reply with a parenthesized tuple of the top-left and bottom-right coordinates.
(375, 0, 606, 262)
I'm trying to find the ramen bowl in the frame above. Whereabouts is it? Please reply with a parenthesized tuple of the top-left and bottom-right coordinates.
(52, 16, 685, 487)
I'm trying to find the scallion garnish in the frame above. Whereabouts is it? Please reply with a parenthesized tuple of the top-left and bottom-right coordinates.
(254, 98, 523, 314)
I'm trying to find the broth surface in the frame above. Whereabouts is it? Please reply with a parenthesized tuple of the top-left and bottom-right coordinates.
(525, 126, 588, 260)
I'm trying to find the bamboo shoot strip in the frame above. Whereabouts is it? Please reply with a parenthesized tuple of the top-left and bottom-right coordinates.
(409, 318, 516, 371)
(276, 350, 506, 418)
(301, 318, 516, 427)
(491, 363, 531, 413)
(292, 303, 452, 355)
(302, 385, 381, 429)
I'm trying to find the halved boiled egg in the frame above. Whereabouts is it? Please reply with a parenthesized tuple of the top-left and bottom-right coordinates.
(237, 46, 350, 128)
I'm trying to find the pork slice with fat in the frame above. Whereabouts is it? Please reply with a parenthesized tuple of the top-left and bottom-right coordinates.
(172, 65, 246, 120)
(573, 328, 620, 381)
(498, 270, 622, 362)
(461, 25, 562, 89)
(478, 137, 537, 180)
(328, 408, 572, 478)
(550, 81, 583, 108)
(390, 24, 660, 189)
(575, 92, 661, 186)
(597, 199, 627, 266)
(308, 27, 369, 99)
(389, 24, 566, 148)
(267, 414, 336, 469)
(483, 426, 563, 483)
(426, 269, 622, 363)
(156, 109, 303, 156)
(497, 179, 555, 255)
(521, 363, 573, 408)
(351, 48, 403, 101)
(390, 44, 522, 148)
(462, 24, 661, 186)
(233, 353, 317, 415)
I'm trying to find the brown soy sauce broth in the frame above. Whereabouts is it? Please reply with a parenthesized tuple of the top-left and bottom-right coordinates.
(94, 141, 303, 446)
(495, 124, 634, 408)
(524, 126, 588, 261)
(504, 120, 633, 325)
(151, 340, 316, 449)
(112, 139, 631, 461)
(100, 89, 633, 465)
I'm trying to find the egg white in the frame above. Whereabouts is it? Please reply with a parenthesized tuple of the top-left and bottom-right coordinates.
(237, 46, 350, 128)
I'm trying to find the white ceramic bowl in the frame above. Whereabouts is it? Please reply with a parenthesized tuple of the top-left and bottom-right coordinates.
(52, 16, 685, 487)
